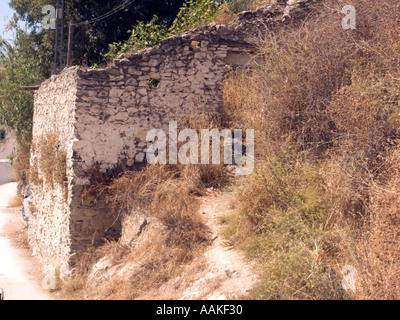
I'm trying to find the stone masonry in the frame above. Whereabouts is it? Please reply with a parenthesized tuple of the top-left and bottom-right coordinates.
(28, 0, 318, 277)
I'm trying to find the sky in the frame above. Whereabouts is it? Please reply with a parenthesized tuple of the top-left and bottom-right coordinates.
(0, 0, 23, 41)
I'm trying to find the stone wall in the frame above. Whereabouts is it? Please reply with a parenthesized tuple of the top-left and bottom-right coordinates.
(29, 68, 78, 276)
(29, 0, 318, 276)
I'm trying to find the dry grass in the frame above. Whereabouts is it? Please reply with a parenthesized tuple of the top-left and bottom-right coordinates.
(355, 146, 400, 299)
(62, 239, 129, 298)
(11, 139, 31, 185)
(106, 164, 213, 253)
(30, 130, 67, 188)
(214, 2, 239, 25)
(222, 0, 400, 299)
(63, 0, 400, 300)
(8, 194, 23, 208)
(63, 103, 233, 299)
(226, 0, 273, 13)
(64, 162, 229, 299)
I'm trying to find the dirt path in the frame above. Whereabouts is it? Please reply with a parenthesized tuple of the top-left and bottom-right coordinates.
(178, 190, 259, 300)
(134, 190, 259, 300)
(0, 183, 54, 300)
(73, 188, 259, 300)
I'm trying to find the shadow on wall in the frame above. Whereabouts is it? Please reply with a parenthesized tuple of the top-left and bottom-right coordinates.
(0, 129, 16, 185)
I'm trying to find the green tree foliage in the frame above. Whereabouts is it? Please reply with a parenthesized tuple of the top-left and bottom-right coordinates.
(106, 0, 223, 59)
(0, 18, 43, 143)
(105, 15, 169, 59)
(168, 0, 222, 34)
(9, 0, 187, 67)
(0, 0, 226, 181)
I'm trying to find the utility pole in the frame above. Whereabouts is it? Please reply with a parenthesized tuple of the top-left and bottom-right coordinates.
(66, 21, 74, 68)
(53, 0, 65, 74)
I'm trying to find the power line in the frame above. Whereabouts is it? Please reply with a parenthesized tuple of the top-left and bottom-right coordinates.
(77, 0, 135, 25)
(54, 0, 65, 74)
(64, 0, 136, 71)
(74, 0, 136, 26)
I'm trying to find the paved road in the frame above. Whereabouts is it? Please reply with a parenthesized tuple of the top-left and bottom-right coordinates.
(0, 183, 52, 300)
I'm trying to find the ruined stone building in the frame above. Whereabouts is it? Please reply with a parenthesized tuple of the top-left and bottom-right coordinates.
(28, 0, 317, 276)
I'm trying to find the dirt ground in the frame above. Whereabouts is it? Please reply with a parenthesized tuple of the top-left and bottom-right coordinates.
(0, 183, 258, 300)
(177, 190, 259, 300)
(0, 182, 56, 300)
(135, 190, 260, 300)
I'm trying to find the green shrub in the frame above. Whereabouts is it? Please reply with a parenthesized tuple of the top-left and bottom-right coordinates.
(168, 0, 221, 34)
(224, 153, 351, 299)
(106, 0, 278, 59)
(105, 0, 223, 59)
(105, 15, 169, 60)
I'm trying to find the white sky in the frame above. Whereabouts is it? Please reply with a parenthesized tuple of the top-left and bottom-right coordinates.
(0, 0, 24, 41)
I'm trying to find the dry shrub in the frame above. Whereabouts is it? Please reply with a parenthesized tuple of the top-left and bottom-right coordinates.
(227, 0, 272, 13)
(222, 0, 400, 299)
(222, 71, 264, 131)
(8, 194, 23, 208)
(63, 240, 129, 298)
(65, 161, 228, 299)
(223, 0, 400, 157)
(329, 78, 399, 150)
(224, 152, 356, 299)
(325, 2, 400, 299)
(11, 139, 31, 185)
(96, 235, 201, 300)
(117, 236, 196, 299)
(106, 164, 212, 256)
(214, 2, 239, 25)
(356, 146, 400, 300)
(222, 70, 283, 159)
(106, 164, 223, 213)
(30, 130, 67, 188)
(80, 164, 116, 206)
